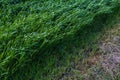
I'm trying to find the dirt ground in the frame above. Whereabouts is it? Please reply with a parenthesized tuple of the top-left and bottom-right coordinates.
(58, 22, 120, 80)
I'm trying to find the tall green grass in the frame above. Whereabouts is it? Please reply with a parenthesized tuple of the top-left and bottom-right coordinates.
(0, 0, 120, 80)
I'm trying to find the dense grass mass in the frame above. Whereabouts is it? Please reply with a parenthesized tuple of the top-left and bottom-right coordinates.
(0, 0, 120, 80)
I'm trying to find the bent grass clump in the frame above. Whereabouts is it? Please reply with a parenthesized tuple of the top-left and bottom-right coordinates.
(0, 0, 120, 80)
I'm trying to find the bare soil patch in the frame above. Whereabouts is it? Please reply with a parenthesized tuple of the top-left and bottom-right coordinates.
(58, 22, 120, 80)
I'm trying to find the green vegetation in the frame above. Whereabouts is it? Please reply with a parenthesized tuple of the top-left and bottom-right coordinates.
(0, 0, 120, 80)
